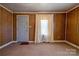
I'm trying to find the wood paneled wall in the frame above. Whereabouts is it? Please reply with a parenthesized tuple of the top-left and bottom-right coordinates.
(13, 13, 36, 41)
(0, 6, 13, 46)
(54, 13, 66, 40)
(13, 13, 66, 41)
(0, 6, 2, 45)
(0, 5, 79, 46)
(66, 7, 79, 45)
(29, 14, 36, 41)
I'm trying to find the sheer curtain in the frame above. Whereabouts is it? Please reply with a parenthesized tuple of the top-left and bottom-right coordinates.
(35, 14, 54, 43)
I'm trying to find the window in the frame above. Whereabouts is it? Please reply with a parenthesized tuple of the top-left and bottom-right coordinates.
(40, 20, 48, 36)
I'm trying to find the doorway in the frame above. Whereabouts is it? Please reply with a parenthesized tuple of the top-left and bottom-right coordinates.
(35, 14, 54, 43)
(40, 20, 48, 42)
(16, 15, 29, 42)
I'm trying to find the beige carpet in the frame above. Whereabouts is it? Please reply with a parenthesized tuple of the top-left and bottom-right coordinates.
(0, 42, 79, 56)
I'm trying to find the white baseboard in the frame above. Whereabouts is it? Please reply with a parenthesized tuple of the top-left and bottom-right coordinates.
(0, 41, 15, 49)
(12, 41, 18, 43)
(34, 40, 66, 43)
(14, 41, 35, 43)
(52, 40, 66, 42)
(0, 40, 79, 50)
(29, 41, 35, 43)
(65, 41, 79, 49)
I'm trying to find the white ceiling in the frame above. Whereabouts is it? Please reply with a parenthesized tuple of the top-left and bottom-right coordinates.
(1, 3, 79, 12)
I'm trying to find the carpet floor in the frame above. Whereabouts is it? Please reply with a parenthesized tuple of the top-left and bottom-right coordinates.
(0, 42, 79, 56)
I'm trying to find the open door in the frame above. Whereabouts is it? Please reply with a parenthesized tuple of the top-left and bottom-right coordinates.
(16, 15, 29, 43)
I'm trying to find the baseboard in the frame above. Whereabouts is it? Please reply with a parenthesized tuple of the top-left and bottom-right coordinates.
(34, 40, 66, 43)
(65, 41, 79, 49)
(12, 41, 18, 43)
(14, 41, 35, 43)
(0, 41, 15, 49)
(0, 40, 79, 49)
(52, 40, 66, 42)
(29, 41, 35, 43)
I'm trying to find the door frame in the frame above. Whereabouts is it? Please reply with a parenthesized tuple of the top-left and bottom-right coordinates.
(35, 14, 54, 43)
(16, 15, 29, 42)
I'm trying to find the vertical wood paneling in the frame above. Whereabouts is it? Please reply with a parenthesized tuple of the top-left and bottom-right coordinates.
(0, 6, 2, 46)
(77, 7, 79, 45)
(13, 14, 16, 41)
(0, 6, 13, 46)
(54, 13, 66, 40)
(66, 7, 79, 46)
(1, 8, 8, 45)
(7, 11, 13, 42)
(29, 14, 36, 41)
